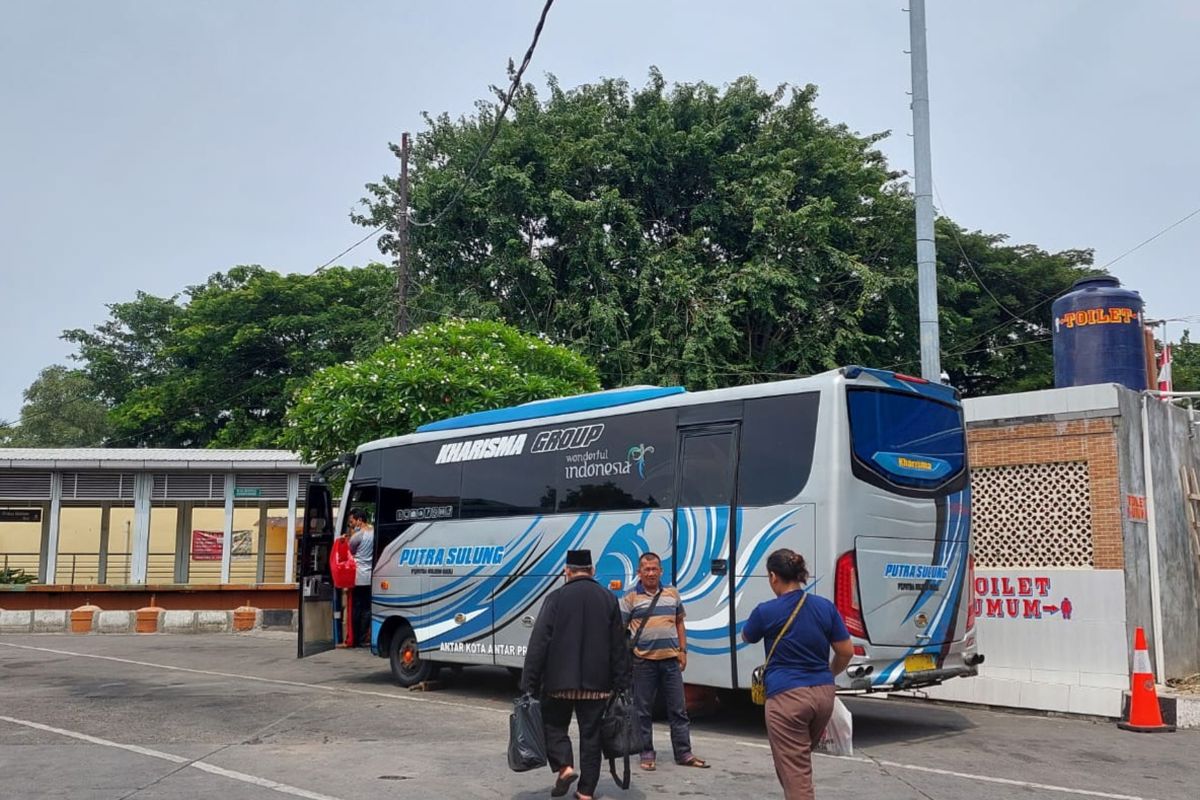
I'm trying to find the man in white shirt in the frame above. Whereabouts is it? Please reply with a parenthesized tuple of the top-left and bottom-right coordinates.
(346, 507, 374, 647)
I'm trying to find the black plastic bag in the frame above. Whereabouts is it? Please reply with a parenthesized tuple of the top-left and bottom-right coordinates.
(601, 690, 638, 789)
(507, 694, 548, 772)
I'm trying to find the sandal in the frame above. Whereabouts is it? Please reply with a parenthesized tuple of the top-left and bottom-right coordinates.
(677, 755, 710, 768)
(551, 769, 578, 797)
(639, 760, 656, 771)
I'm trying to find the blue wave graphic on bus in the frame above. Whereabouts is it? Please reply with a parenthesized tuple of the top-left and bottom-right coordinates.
(376, 507, 803, 656)
(374, 514, 598, 647)
(873, 487, 971, 686)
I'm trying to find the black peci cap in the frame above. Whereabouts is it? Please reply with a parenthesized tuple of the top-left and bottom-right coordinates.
(565, 549, 593, 568)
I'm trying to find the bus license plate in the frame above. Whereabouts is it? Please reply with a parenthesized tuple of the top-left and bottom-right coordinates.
(905, 654, 937, 673)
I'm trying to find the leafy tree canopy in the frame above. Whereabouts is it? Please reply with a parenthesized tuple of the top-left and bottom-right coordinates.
(1171, 330, 1199, 392)
(62, 264, 394, 448)
(282, 318, 600, 466)
(1, 366, 111, 447)
(357, 69, 1096, 396)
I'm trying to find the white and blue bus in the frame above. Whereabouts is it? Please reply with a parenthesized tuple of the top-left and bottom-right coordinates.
(298, 366, 982, 693)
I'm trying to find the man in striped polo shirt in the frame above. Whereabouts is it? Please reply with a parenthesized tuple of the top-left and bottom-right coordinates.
(619, 552, 709, 771)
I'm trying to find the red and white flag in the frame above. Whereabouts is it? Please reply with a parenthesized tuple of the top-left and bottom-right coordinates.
(1157, 343, 1173, 393)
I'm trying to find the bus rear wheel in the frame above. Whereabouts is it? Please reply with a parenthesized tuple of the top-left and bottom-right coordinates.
(389, 626, 435, 687)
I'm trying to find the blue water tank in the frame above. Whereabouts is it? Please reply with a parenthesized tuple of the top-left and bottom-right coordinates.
(1052, 276, 1147, 390)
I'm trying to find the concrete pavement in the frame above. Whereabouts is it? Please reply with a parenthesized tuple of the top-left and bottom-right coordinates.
(0, 632, 1195, 799)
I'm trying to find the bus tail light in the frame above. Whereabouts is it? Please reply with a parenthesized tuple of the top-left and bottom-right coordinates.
(835, 550, 867, 638)
(965, 554, 977, 632)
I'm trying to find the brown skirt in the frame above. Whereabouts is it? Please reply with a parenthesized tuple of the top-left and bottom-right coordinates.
(764, 684, 837, 800)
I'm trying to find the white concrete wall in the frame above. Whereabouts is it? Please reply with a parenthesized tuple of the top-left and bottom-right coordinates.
(925, 569, 1128, 717)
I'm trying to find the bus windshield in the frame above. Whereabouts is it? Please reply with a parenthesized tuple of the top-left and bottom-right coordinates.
(847, 388, 966, 490)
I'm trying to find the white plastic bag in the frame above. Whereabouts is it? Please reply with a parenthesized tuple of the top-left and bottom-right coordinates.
(815, 697, 853, 757)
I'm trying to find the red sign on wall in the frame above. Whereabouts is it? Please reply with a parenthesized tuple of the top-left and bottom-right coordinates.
(973, 576, 1074, 620)
(190, 530, 224, 561)
(1127, 494, 1147, 522)
(190, 530, 253, 560)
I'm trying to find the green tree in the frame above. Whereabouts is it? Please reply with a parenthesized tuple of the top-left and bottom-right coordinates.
(63, 291, 182, 405)
(0, 418, 17, 446)
(283, 318, 600, 466)
(356, 70, 1096, 396)
(932, 223, 1097, 396)
(3, 366, 112, 447)
(64, 264, 394, 448)
(1171, 330, 1200, 392)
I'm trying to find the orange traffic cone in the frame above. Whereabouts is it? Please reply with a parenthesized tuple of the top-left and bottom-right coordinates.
(1117, 627, 1174, 732)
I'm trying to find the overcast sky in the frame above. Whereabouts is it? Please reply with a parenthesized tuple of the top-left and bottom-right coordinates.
(2, 1, 1197, 421)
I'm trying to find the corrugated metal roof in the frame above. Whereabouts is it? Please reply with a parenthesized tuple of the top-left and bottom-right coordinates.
(0, 448, 312, 471)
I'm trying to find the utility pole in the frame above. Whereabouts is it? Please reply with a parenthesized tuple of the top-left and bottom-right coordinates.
(395, 131, 412, 336)
(908, 0, 942, 381)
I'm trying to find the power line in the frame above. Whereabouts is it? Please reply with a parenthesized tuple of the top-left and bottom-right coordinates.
(312, 226, 386, 273)
(884, 335, 1054, 374)
(1100, 203, 1200, 269)
(309, 0, 557, 273)
(402, 301, 797, 381)
(935, 202, 1200, 361)
(932, 182, 1041, 327)
(409, 0, 555, 229)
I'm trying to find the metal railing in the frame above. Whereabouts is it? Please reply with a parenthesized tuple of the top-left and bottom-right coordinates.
(0, 551, 293, 585)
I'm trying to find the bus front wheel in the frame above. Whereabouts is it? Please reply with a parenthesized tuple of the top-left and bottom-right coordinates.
(389, 626, 435, 687)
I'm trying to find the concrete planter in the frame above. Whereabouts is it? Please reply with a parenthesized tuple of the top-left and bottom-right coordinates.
(1, 609, 34, 634)
(195, 611, 231, 633)
(32, 610, 69, 633)
(232, 606, 259, 632)
(162, 610, 197, 634)
(70, 604, 100, 634)
(97, 610, 135, 633)
(135, 606, 165, 634)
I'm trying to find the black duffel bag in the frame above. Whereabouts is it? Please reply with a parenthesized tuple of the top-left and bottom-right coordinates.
(507, 693, 548, 772)
(600, 690, 638, 790)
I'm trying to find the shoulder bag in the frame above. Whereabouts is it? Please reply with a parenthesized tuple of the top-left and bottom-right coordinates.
(627, 586, 663, 652)
(750, 592, 808, 705)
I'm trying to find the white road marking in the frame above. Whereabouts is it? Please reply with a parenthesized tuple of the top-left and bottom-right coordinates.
(717, 738, 1157, 800)
(0, 641, 508, 714)
(1, 642, 1164, 800)
(0, 714, 345, 800)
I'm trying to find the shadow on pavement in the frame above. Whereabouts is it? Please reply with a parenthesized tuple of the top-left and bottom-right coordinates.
(352, 662, 977, 750)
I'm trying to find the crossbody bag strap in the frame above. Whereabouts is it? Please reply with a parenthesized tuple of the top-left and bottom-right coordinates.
(629, 587, 664, 651)
(764, 592, 808, 669)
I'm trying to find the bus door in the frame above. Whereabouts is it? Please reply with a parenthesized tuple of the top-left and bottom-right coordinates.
(673, 423, 741, 689)
(297, 481, 335, 658)
(339, 483, 379, 648)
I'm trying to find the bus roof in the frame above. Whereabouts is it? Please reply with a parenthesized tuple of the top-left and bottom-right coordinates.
(416, 385, 686, 433)
(356, 366, 960, 454)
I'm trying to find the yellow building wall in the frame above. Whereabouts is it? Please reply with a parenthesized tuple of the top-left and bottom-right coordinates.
(107, 507, 137, 583)
(54, 507, 102, 583)
(0, 507, 42, 574)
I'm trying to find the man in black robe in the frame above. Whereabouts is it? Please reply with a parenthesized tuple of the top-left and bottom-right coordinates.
(521, 549, 630, 800)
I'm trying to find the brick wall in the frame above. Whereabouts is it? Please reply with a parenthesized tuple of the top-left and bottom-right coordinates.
(968, 417, 1124, 569)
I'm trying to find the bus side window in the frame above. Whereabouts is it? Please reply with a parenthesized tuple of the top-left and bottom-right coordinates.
(557, 409, 676, 513)
(738, 393, 820, 506)
(377, 443, 463, 524)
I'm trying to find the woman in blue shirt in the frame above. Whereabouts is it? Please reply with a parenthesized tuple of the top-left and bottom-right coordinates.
(743, 548, 853, 800)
